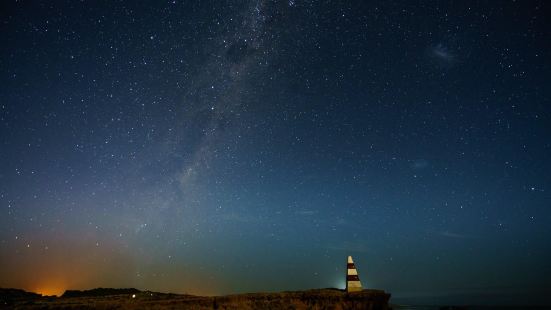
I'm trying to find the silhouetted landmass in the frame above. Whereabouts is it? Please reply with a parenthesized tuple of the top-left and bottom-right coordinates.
(0, 288, 43, 302)
(0, 288, 51, 309)
(62, 288, 141, 298)
(0, 287, 391, 309)
(5, 288, 549, 309)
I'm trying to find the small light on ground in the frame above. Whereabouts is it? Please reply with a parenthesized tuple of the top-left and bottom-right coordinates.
(132, 294, 136, 298)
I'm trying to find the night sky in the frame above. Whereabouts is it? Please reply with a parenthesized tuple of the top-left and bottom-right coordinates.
(1, 0, 550, 305)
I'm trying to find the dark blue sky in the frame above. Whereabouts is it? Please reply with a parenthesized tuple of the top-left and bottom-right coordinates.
(1, 0, 550, 305)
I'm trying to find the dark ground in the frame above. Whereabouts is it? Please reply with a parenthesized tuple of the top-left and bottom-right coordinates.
(0, 287, 390, 310)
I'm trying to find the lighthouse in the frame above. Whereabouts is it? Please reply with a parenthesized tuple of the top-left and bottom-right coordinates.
(346, 256, 363, 293)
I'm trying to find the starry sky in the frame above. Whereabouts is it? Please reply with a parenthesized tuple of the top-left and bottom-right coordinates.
(1, 0, 550, 305)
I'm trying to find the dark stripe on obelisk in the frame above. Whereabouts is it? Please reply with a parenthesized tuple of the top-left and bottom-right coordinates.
(347, 275, 360, 281)
(347, 263, 355, 269)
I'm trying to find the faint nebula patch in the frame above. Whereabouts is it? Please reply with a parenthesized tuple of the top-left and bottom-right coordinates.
(426, 35, 471, 68)
(410, 159, 429, 170)
(428, 43, 457, 68)
(432, 43, 455, 62)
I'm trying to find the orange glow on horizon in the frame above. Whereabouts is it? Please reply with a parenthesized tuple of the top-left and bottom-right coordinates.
(34, 285, 66, 297)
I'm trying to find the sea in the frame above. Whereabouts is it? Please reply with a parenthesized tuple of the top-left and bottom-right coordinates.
(392, 305, 551, 310)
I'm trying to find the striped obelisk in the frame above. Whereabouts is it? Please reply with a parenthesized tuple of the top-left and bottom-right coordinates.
(346, 255, 363, 292)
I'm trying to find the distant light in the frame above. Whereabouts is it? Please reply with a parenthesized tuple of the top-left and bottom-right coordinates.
(132, 294, 136, 298)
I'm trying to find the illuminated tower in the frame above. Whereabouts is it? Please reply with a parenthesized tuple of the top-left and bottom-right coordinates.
(346, 255, 363, 292)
